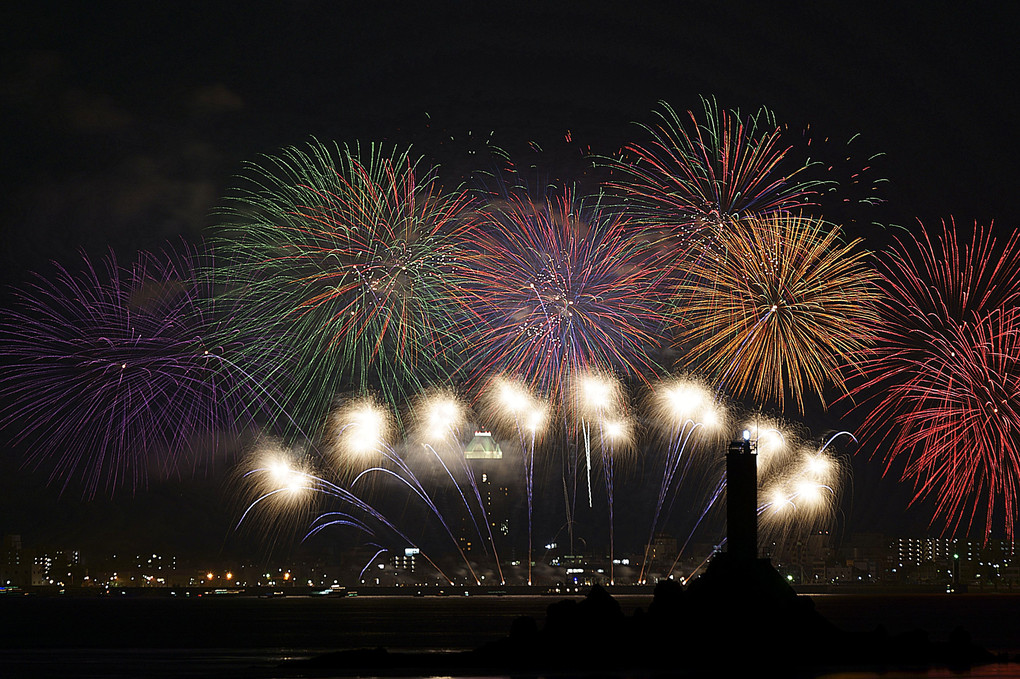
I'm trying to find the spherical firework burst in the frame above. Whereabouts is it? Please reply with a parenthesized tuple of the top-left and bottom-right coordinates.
(322, 395, 395, 480)
(409, 389, 469, 449)
(649, 375, 725, 431)
(571, 370, 627, 421)
(609, 97, 825, 237)
(234, 439, 320, 547)
(461, 186, 673, 398)
(0, 245, 269, 496)
(213, 139, 476, 436)
(757, 432, 849, 549)
(677, 211, 879, 412)
(479, 375, 549, 439)
(854, 219, 1020, 540)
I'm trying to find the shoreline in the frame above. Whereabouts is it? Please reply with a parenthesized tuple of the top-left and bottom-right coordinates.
(281, 556, 1019, 677)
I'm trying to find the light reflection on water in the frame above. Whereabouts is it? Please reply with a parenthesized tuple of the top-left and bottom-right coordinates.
(1, 594, 1018, 678)
(2, 650, 1019, 679)
(820, 669, 1020, 679)
(0, 647, 301, 678)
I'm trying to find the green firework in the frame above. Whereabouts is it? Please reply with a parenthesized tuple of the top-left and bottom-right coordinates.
(212, 139, 476, 439)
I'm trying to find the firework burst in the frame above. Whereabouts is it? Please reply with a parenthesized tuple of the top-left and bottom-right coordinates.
(461, 185, 673, 398)
(854, 219, 1020, 540)
(609, 97, 825, 239)
(0, 245, 269, 495)
(213, 139, 477, 436)
(234, 439, 320, 549)
(756, 432, 847, 550)
(676, 211, 879, 412)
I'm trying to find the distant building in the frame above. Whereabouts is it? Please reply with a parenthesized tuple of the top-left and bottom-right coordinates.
(843, 532, 890, 581)
(93, 551, 178, 587)
(460, 431, 511, 555)
(2, 535, 34, 586)
(891, 537, 1017, 587)
(773, 530, 833, 583)
(641, 533, 678, 581)
(391, 547, 418, 574)
(1, 534, 43, 587)
(34, 549, 84, 586)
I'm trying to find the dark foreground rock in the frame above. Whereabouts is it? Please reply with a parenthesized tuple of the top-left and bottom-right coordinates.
(284, 554, 1010, 676)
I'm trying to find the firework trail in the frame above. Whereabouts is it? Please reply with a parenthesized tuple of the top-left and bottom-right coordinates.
(609, 97, 825, 239)
(212, 139, 477, 437)
(239, 444, 456, 584)
(0, 245, 271, 495)
(853, 219, 1020, 541)
(569, 370, 633, 583)
(327, 395, 484, 583)
(571, 372, 627, 509)
(480, 376, 547, 585)
(677, 211, 879, 412)
(600, 416, 632, 585)
(589, 404, 634, 586)
(638, 376, 725, 583)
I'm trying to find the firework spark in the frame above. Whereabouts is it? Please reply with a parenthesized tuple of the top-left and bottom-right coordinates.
(677, 211, 879, 412)
(854, 219, 1020, 541)
(213, 139, 477, 435)
(461, 186, 673, 398)
(0, 245, 269, 495)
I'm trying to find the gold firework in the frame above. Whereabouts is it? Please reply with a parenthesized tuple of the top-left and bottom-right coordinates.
(677, 212, 879, 411)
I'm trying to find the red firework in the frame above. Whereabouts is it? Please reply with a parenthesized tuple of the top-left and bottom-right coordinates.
(609, 97, 824, 236)
(854, 219, 1020, 541)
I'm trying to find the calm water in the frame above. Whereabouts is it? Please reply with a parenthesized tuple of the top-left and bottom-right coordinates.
(1, 592, 1018, 678)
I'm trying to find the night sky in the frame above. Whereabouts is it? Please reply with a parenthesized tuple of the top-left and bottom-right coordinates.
(2, 2, 1019, 560)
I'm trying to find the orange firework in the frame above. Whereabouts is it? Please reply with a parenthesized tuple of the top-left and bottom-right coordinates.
(676, 212, 879, 412)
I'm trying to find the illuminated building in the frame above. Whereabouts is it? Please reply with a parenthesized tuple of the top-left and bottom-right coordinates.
(34, 549, 83, 586)
(1, 534, 43, 587)
(459, 431, 511, 554)
(892, 537, 1017, 587)
(392, 547, 418, 574)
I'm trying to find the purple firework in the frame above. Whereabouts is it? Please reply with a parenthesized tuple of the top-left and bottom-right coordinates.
(0, 244, 274, 496)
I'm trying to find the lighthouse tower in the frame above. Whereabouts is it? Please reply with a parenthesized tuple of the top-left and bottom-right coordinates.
(726, 434, 758, 561)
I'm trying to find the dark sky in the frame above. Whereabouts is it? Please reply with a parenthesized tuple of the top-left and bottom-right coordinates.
(2, 2, 1019, 560)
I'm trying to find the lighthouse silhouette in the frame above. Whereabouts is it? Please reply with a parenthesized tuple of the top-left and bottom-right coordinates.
(726, 434, 758, 561)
